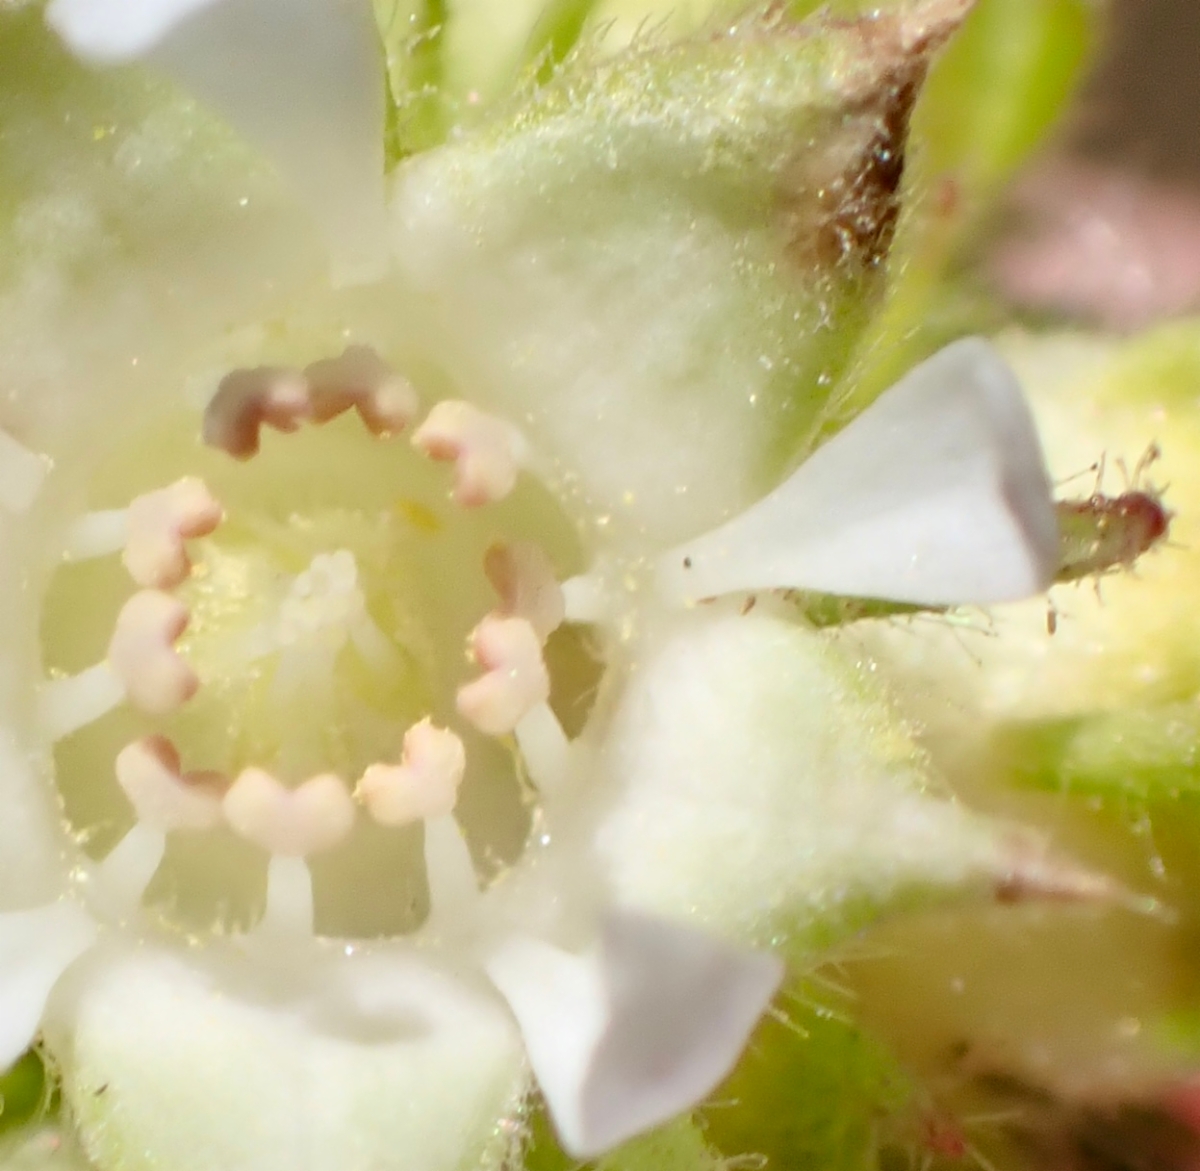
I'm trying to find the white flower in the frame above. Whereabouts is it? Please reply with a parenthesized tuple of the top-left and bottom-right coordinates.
(0, 2, 1087, 1168)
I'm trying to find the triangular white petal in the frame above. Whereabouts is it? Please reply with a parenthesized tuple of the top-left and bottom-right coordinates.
(0, 901, 96, 1069)
(658, 338, 1059, 607)
(46, 0, 388, 284)
(485, 910, 783, 1157)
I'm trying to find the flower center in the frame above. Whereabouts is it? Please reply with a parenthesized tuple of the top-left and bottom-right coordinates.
(38, 348, 600, 939)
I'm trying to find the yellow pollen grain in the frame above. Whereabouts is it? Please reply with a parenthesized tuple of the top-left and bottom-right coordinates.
(394, 498, 442, 534)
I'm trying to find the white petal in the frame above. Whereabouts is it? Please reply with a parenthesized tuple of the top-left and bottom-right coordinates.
(485, 910, 783, 1157)
(0, 901, 96, 1070)
(658, 338, 1059, 607)
(45, 0, 222, 60)
(58, 943, 527, 1171)
(47, 0, 388, 285)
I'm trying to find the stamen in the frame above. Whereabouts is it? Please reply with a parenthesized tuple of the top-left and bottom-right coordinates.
(0, 426, 48, 513)
(61, 509, 128, 563)
(38, 663, 125, 741)
(412, 401, 528, 507)
(484, 542, 565, 642)
(203, 366, 311, 459)
(222, 768, 356, 857)
(123, 477, 223, 588)
(107, 590, 198, 715)
(423, 814, 480, 926)
(260, 855, 316, 936)
(115, 736, 226, 832)
(357, 719, 465, 827)
(92, 822, 167, 918)
(561, 573, 611, 625)
(515, 704, 571, 796)
(304, 345, 420, 436)
(456, 615, 551, 736)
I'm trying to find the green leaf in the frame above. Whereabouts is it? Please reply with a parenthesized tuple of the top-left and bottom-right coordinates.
(377, 0, 452, 161)
(595, 1118, 726, 1171)
(705, 989, 915, 1170)
(998, 706, 1200, 804)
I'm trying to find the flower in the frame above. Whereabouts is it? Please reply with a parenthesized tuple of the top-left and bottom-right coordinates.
(0, 1, 1104, 1168)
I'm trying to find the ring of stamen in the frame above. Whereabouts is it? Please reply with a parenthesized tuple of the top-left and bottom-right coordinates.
(45, 346, 599, 940)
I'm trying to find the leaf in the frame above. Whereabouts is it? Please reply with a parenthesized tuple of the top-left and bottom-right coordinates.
(705, 987, 915, 1171)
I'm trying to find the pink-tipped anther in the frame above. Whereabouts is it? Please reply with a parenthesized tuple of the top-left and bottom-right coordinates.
(107, 590, 198, 715)
(123, 476, 223, 588)
(223, 768, 356, 857)
(457, 615, 550, 736)
(203, 366, 311, 459)
(483, 542, 565, 643)
(116, 736, 227, 832)
(412, 401, 526, 507)
(357, 719, 466, 827)
(304, 345, 420, 435)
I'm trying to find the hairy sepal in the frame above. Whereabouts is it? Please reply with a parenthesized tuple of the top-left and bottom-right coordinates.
(583, 608, 1101, 959)
(389, 2, 971, 549)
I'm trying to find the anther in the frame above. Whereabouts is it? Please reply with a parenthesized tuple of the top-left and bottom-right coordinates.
(107, 590, 198, 715)
(123, 477, 223, 588)
(203, 366, 311, 459)
(115, 736, 227, 832)
(412, 401, 528, 507)
(223, 768, 356, 857)
(357, 719, 466, 827)
(456, 615, 550, 736)
(484, 542, 565, 642)
(304, 345, 420, 436)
